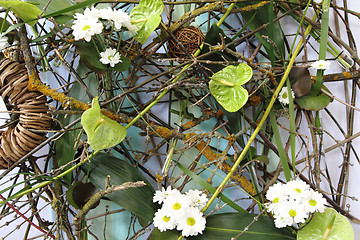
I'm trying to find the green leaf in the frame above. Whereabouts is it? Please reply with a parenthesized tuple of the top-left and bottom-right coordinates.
(200, 23, 238, 73)
(297, 208, 354, 240)
(81, 97, 127, 151)
(81, 153, 157, 221)
(149, 228, 179, 240)
(75, 41, 130, 73)
(209, 64, 253, 112)
(0, 1, 42, 25)
(130, 0, 164, 44)
(66, 181, 98, 209)
(295, 85, 332, 111)
(23, 0, 73, 16)
(42, 0, 101, 18)
(189, 212, 296, 240)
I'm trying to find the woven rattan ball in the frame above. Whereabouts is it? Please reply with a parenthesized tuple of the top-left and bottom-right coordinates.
(168, 26, 204, 59)
(0, 58, 52, 169)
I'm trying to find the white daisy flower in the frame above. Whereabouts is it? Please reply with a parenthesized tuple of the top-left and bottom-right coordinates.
(176, 207, 206, 237)
(310, 60, 331, 70)
(278, 87, 294, 105)
(162, 193, 192, 217)
(274, 214, 293, 228)
(275, 199, 308, 227)
(285, 179, 311, 198)
(153, 186, 180, 204)
(71, 17, 103, 42)
(153, 207, 177, 232)
(0, 35, 9, 51)
(185, 189, 208, 209)
(112, 9, 132, 31)
(99, 48, 122, 67)
(303, 190, 327, 213)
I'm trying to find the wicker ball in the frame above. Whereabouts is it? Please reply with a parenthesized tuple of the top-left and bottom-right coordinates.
(0, 58, 52, 169)
(168, 26, 204, 59)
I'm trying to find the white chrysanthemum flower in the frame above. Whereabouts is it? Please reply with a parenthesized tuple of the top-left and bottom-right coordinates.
(71, 17, 103, 42)
(98, 7, 115, 21)
(153, 186, 181, 204)
(285, 179, 311, 198)
(310, 60, 331, 70)
(185, 189, 208, 209)
(0, 35, 9, 51)
(274, 214, 293, 228)
(303, 190, 327, 213)
(153, 207, 177, 232)
(112, 9, 132, 31)
(162, 193, 192, 217)
(176, 207, 206, 237)
(278, 87, 294, 105)
(275, 200, 308, 227)
(99, 48, 122, 67)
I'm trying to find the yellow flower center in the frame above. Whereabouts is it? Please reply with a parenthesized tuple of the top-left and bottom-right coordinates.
(162, 215, 170, 222)
(282, 92, 288, 99)
(309, 199, 317, 206)
(187, 217, 196, 226)
(289, 209, 297, 217)
(295, 188, 301, 193)
(82, 25, 91, 31)
(273, 197, 279, 203)
(173, 203, 181, 210)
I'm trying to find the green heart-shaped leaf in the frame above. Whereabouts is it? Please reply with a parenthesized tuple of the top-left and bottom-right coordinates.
(209, 63, 253, 112)
(130, 0, 164, 44)
(0, 0, 41, 25)
(295, 85, 332, 111)
(297, 208, 354, 240)
(81, 97, 127, 151)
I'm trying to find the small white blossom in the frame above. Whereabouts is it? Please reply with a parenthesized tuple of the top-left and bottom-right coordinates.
(153, 207, 177, 232)
(99, 48, 122, 67)
(303, 190, 327, 213)
(71, 17, 103, 42)
(153, 186, 180, 204)
(278, 87, 294, 105)
(162, 193, 192, 217)
(310, 60, 331, 70)
(185, 189, 208, 209)
(176, 207, 206, 237)
(285, 179, 310, 198)
(0, 35, 9, 51)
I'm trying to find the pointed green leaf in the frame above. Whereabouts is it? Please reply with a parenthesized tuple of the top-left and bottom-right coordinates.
(189, 212, 295, 240)
(297, 208, 354, 240)
(81, 97, 127, 151)
(81, 153, 157, 221)
(130, 0, 164, 44)
(209, 64, 253, 112)
(0, 1, 41, 25)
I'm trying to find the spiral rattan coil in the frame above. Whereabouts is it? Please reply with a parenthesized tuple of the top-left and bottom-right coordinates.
(168, 26, 204, 59)
(0, 58, 52, 169)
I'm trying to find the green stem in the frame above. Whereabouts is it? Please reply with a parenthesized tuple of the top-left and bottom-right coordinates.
(314, 0, 330, 93)
(0, 9, 9, 34)
(0, 150, 100, 205)
(125, 3, 235, 130)
(201, 16, 314, 214)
